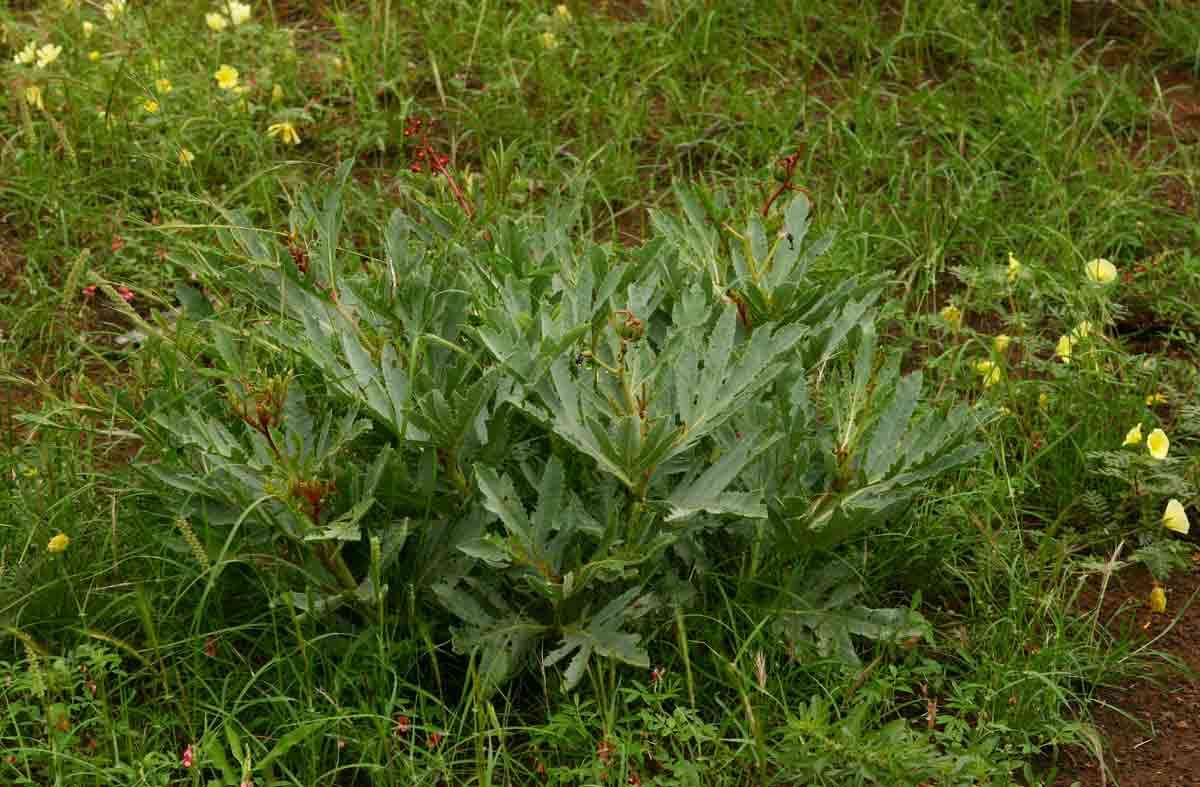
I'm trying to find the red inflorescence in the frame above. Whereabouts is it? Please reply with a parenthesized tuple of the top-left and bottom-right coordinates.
(403, 116, 474, 220)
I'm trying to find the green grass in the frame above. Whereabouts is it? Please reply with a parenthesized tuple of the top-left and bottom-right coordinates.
(2, 0, 1200, 785)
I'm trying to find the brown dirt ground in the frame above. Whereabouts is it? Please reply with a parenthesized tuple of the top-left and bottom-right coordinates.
(1053, 560, 1200, 786)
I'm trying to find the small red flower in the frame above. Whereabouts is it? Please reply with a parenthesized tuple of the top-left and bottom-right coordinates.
(393, 714, 411, 736)
(117, 286, 135, 302)
(650, 666, 665, 685)
(427, 731, 443, 749)
(596, 738, 613, 764)
(82, 285, 97, 297)
(181, 744, 195, 769)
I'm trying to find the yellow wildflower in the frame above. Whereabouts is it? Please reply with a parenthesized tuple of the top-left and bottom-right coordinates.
(1147, 428, 1169, 460)
(88, 50, 101, 62)
(25, 85, 45, 110)
(1146, 392, 1168, 406)
(1054, 334, 1075, 363)
(178, 147, 195, 165)
(1038, 392, 1049, 410)
(940, 304, 962, 332)
(1148, 585, 1166, 614)
(1123, 423, 1142, 447)
(228, 1, 253, 25)
(13, 41, 36, 65)
(214, 64, 239, 90)
(206, 12, 229, 31)
(103, 0, 126, 21)
(540, 31, 560, 49)
(143, 98, 160, 113)
(1163, 499, 1189, 535)
(155, 78, 172, 94)
(35, 43, 62, 69)
(1071, 321, 1093, 340)
(47, 533, 70, 553)
(1006, 253, 1022, 284)
(83, 21, 95, 38)
(974, 359, 1001, 388)
(1084, 258, 1117, 285)
(267, 121, 300, 145)
(554, 4, 573, 22)
(993, 334, 1011, 353)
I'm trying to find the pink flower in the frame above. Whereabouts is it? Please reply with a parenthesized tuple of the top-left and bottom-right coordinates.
(117, 286, 135, 302)
(82, 285, 97, 297)
(181, 744, 195, 769)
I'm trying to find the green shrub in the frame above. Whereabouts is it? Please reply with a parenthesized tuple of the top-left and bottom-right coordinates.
(140, 163, 990, 693)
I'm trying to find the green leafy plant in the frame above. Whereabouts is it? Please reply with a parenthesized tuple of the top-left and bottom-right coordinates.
(140, 166, 988, 694)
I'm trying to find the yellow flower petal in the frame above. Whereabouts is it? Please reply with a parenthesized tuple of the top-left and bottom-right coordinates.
(1122, 423, 1142, 447)
(540, 31, 559, 49)
(1085, 258, 1117, 285)
(974, 359, 1001, 387)
(1071, 321, 1093, 340)
(1149, 585, 1166, 614)
(1146, 393, 1167, 406)
(1147, 428, 1169, 460)
(1163, 499, 1189, 535)
(155, 78, 173, 94)
(1055, 334, 1075, 363)
(940, 305, 962, 332)
(103, 0, 127, 21)
(228, 1, 253, 25)
(1006, 253, 1022, 284)
(24, 85, 44, 110)
(993, 334, 1011, 353)
(35, 43, 62, 69)
(47, 533, 70, 553)
(267, 121, 301, 145)
(178, 148, 194, 165)
(214, 64, 239, 90)
(143, 98, 160, 113)
(14, 42, 37, 65)
(206, 12, 229, 31)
